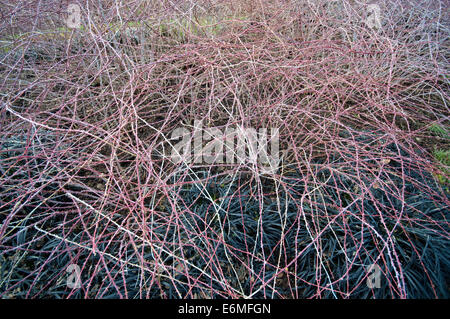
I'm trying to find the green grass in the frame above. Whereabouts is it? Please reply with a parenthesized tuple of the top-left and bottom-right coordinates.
(427, 123, 449, 188)
(434, 148, 450, 167)
(0, 14, 249, 54)
(429, 123, 448, 138)
(433, 148, 449, 188)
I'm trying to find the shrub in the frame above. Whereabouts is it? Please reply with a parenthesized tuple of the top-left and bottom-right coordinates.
(0, 0, 449, 298)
